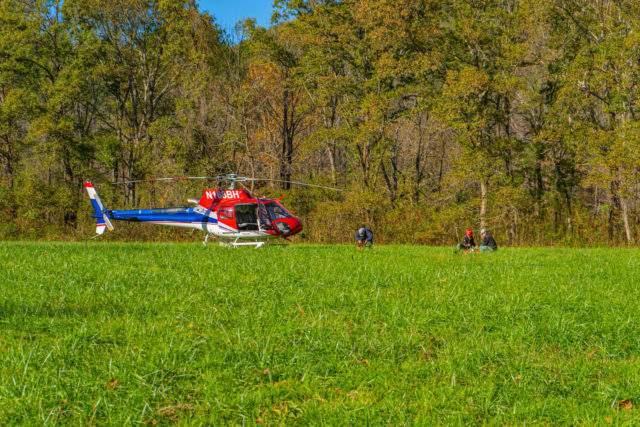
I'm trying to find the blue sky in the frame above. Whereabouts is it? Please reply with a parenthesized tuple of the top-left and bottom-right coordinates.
(197, 0, 274, 31)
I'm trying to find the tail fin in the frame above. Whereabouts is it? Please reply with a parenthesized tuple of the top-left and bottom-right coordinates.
(84, 181, 114, 237)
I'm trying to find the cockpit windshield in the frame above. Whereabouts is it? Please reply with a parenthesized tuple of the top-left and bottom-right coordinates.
(264, 201, 293, 220)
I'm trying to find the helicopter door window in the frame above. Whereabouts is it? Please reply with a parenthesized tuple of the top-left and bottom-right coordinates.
(219, 206, 233, 219)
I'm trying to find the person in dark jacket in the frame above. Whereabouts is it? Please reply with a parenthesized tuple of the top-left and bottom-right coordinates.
(479, 228, 497, 252)
(356, 227, 373, 248)
(457, 229, 476, 252)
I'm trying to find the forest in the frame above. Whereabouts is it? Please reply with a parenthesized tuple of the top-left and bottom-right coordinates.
(2, 0, 640, 246)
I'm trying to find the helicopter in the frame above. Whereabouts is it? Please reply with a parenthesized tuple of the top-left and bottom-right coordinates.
(84, 174, 341, 248)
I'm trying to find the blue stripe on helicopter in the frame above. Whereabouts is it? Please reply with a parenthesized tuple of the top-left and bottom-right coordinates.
(217, 223, 236, 232)
(91, 207, 216, 225)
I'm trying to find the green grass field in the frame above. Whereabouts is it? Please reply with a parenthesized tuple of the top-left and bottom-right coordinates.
(1, 242, 640, 424)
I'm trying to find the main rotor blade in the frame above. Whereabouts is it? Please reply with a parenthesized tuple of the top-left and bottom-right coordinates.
(112, 176, 225, 185)
(111, 175, 343, 191)
(245, 178, 343, 192)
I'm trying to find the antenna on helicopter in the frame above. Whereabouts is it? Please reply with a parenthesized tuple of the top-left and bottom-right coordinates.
(112, 174, 343, 191)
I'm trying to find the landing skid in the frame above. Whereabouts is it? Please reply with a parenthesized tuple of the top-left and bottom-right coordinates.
(219, 238, 265, 248)
(203, 233, 266, 248)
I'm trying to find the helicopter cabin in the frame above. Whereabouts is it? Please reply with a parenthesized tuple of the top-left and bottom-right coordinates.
(197, 189, 293, 232)
(221, 203, 258, 231)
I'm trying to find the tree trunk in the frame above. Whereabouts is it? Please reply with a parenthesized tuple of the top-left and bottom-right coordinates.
(1, 136, 13, 189)
(480, 179, 488, 230)
(0, 87, 12, 189)
(322, 99, 339, 186)
(534, 160, 543, 217)
(60, 144, 78, 227)
(280, 86, 294, 190)
(326, 142, 336, 185)
(437, 139, 446, 192)
(356, 142, 371, 189)
(511, 207, 519, 246)
(609, 181, 620, 242)
(564, 189, 573, 236)
(621, 196, 633, 244)
(413, 114, 426, 202)
(414, 140, 423, 203)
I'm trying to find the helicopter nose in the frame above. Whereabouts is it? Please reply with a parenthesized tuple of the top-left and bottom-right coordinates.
(289, 217, 303, 236)
(275, 217, 302, 236)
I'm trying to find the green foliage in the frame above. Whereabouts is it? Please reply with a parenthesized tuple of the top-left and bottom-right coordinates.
(2, 0, 640, 244)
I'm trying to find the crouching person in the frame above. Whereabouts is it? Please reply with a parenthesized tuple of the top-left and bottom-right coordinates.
(356, 227, 373, 248)
(479, 228, 497, 252)
(456, 229, 476, 252)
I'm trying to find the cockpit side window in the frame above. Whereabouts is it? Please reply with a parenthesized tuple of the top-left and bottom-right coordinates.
(265, 201, 293, 220)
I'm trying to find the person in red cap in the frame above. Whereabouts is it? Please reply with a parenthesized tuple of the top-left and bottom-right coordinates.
(456, 229, 476, 252)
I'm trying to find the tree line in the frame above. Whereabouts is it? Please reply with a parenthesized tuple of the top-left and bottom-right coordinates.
(2, 0, 640, 246)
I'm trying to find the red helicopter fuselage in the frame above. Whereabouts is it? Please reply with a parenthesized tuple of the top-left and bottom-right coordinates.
(196, 188, 303, 238)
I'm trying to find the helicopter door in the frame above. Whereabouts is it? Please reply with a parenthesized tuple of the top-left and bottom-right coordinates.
(257, 201, 277, 233)
(234, 204, 259, 231)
